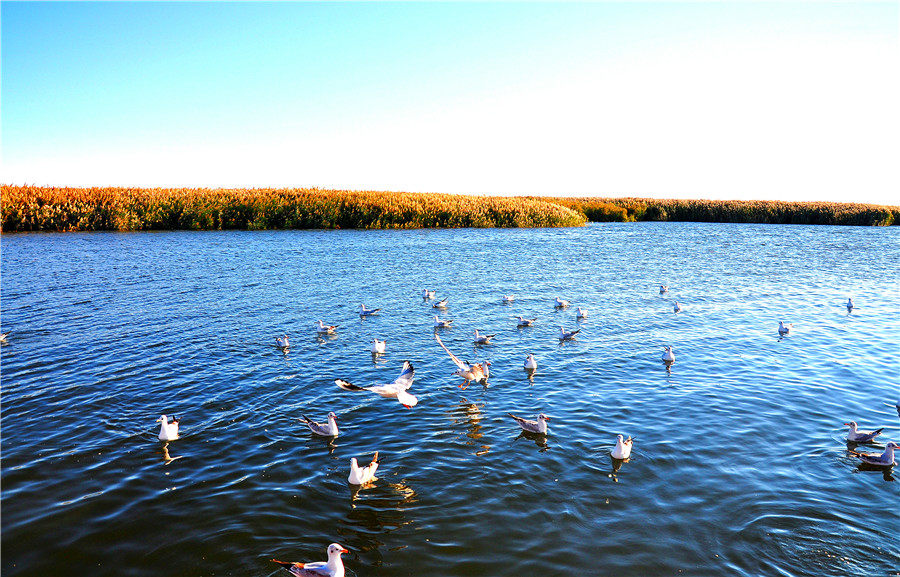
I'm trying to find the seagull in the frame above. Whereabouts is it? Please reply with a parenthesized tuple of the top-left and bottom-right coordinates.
(433, 298, 449, 309)
(554, 297, 570, 308)
(275, 334, 290, 349)
(576, 307, 588, 319)
(370, 339, 386, 354)
(0, 331, 9, 344)
(850, 442, 899, 467)
(422, 289, 435, 299)
(316, 320, 338, 335)
(844, 421, 884, 443)
(508, 412, 550, 434)
(335, 361, 418, 408)
(660, 285, 668, 294)
(559, 326, 580, 340)
(502, 295, 515, 303)
(434, 333, 486, 389)
(515, 316, 537, 327)
(433, 316, 453, 328)
(778, 321, 793, 336)
(300, 412, 339, 437)
(481, 359, 492, 379)
(524, 353, 537, 370)
(156, 415, 179, 441)
(473, 330, 495, 345)
(662, 346, 675, 363)
(272, 543, 349, 577)
(611, 434, 633, 459)
(348, 451, 379, 485)
(847, 298, 854, 312)
(358, 304, 381, 317)
(673, 301, 682, 313)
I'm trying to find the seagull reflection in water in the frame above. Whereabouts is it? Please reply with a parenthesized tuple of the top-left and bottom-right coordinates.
(449, 398, 491, 457)
(161, 443, 183, 465)
(513, 430, 550, 452)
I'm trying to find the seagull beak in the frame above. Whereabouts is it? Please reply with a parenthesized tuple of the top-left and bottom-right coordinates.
(403, 404, 412, 409)
(843, 423, 850, 426)
(340, 548, 350, 554)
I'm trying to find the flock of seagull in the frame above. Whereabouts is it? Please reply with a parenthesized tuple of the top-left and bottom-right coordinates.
(68, 285, 890, 577)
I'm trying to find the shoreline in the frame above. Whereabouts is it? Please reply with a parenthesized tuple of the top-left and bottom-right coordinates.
(2, 186, 897, 232)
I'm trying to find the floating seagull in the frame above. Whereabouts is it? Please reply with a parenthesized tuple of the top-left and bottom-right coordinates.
(0, 331, 9, 344)
(481, 359, 492, 380)
(576, 307, 588, 319)
(777, 321, 793, 336)
(508, 412, 550, 434)
(662, 346, 675, 363)
(558, 326, 580, 340)
(473, 329, 495, 345)
(516, 316, 537, 327)
(335, 361, 418, 408)
(358, 304, 381, 317)
(272, 543, 349, 577)
(156, 415, 179, 441)
(673, 301, 682, 313)
(348, 451, 379, 485)
(851, 442, 899, 467)
(275, 334, 290, 349)
(433, 316, 453, 328)
(845, 421, 884, 443)
(435, 333, 486, 389)
(300, 412, 339, 437)
(421, 289, 435, 299)
(502, 295, 515, 303)
(554, 297, 570, 308)
(316, 320, 338, 335)
(524, 353, 537, 370)
(660, 285, 668, 294)
(432, 298, 449, 309)
(847, 298, 854, 312)
(611, 434, 633, 459)
(370, 339, 386, 354)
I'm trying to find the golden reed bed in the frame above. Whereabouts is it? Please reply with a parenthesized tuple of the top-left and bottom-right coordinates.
(1, 186, 897, 232)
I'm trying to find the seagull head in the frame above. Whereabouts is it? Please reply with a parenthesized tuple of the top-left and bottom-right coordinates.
(538, 413, 551, 422)
(844, 421, 857, 430)
(157, 415, 167, 423)
(328, 412, 337, 420)
(328, 543, 350, 556)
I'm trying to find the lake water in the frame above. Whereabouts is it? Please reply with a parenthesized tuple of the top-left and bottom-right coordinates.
(1, 222, 898, 577)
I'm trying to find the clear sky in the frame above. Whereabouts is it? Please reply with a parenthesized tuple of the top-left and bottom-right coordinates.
(2, 1, 898, 203)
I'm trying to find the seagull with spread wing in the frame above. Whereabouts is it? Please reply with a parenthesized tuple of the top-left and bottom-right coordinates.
(335, 361, 418, 408)
(434, 333, 486, 389)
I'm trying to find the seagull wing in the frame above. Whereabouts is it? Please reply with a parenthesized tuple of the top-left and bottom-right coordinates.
(435, 333, 467, 370)
(858, 428, 884, 442)
(335, 379, 369, 392)
(392, 361, 415, 389)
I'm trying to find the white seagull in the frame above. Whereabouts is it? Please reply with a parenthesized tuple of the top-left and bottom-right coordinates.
(348, 451, 379, 485)
(300, 412, 339, 437)
(612, 434, 633, 460)
(508, 412, 550, 434)
(316, 320, 338, 335)
(576, 307, 588, 319)
(559, 326, 580, 340)
(271, 543, 349, 577)
(778, 321, 793, 336)
(516, 316, 537, 327)
(422, 289, 435, 299)
(432, 298, 449, 309)
(502, 294, 515, 303)
(660, 285, 668, 294)
(335, 361, 418, 408)
(554, 297, 570, 308)
(156, 415, 180, 441)
(844, 421, 884, 443)
(524, 353, 537, 370)
(0, 331, 9, 344)
(275, 334, 290, 349)
(473, 330, 494, 345)
(434, 333, 486, 389)
(370, 339, 386, 354)
(662, 346, 675, 363)
(673, 301, 682, 313)
(433, 316, 453, 328)
(358, 304, 381, 317)
(851, 442, 899, 467)
(847, 298, 854, 312)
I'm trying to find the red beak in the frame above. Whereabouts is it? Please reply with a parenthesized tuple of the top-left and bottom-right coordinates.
(340, 548, 349, 554)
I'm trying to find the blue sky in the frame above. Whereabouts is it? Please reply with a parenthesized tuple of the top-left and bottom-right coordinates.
(2, 2, 898, 203)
